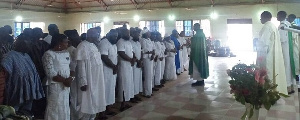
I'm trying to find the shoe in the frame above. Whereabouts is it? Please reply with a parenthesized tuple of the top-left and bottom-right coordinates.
(192, 81, 204, 86)
(130, 98, 138, 103)
(176, 73, 180, 75)
(288, 90, 295, 94)
(144, 95, 151, 98)
(135, 96, 142, 101)
(105, 110, 117, 116)
(152, 88, 159, 91)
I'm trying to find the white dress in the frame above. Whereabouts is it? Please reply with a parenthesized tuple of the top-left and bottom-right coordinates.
(99, 38, 118, 105)
(130, 39, 143, 94)
(43, 50, 71, 120)
(164, 41, 177, 80)
(178, 37, 184, 73)
(279, 21, 295, 87)
(154, 41, 162, 86)
(74, 40, 106, 117)
(117, 38, 135, 102)
(141, 38, 154, 96)
(180, 37, 189, 69)
(160, 42, 166, 79)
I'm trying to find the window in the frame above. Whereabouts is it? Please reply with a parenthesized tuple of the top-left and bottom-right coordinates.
(80, 22, 104, 37)
(14, 22, 30, 37)
(30, 22, 46, 31)
(139, 20, 165, 36)
(113, 21, 130, 29)
(175, 19, 211, 37)
(295, 18, 300, 26)
(176, 20, 192, 36)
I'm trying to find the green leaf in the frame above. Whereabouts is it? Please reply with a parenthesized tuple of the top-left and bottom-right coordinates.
(249, 108, 254, 118)
(279, 93, 289, 98)
(241, 110, 247, 120)
(264, 102, 271, 110)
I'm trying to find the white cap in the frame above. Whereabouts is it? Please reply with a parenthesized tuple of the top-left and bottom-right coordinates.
(164, 33, 170, 38)
(141, 29, 150, 35)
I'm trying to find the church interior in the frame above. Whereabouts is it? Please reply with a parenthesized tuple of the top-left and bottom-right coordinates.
(0, 0, 299, 120)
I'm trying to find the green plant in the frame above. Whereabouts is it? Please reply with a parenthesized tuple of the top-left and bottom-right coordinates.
(227, 63, 289, 119)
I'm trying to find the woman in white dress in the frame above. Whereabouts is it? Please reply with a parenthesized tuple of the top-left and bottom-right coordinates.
(43, 34, 74, 120)
(164, 34, 177, 80)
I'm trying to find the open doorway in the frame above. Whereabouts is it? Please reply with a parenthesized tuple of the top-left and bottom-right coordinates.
(227, 19, 255, 63)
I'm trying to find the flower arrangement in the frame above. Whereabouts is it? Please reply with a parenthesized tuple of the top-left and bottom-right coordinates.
(227, 63, 289, 119)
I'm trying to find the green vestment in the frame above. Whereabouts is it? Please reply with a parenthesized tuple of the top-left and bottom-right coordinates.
(189, 29, 209, 79)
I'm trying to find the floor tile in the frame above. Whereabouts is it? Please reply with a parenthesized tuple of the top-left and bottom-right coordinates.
(163, 101, 186, 109)
(172, 109, 200, 119)
(140, 112, 168, 120)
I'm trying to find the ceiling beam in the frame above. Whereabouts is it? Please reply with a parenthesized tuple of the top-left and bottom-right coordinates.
(130, 0, 138, 8)
(167, 0, 173, 7)
(43, 0, 53, 8)
(210, 0, 214, 5)
(71, 0, 82, 9)
(64, 0, 67, 12)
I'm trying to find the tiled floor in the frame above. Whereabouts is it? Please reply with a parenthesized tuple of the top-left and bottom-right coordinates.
(109, 54, 300, 120)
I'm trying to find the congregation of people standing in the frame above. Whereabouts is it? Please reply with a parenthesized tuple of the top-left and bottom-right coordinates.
(1, 11, 300, 119)
(0, 23, 198, 120)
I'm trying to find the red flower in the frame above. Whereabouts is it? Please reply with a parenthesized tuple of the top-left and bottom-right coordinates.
(259, 76, 265, 85)
(255, 70, 260, 82)
(260, 68, 267, 77)
(242, 89, 250, 95)
(246, 68, 253, 73)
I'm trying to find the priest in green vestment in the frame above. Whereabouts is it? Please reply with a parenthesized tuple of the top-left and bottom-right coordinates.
(189, 23, 209, 86)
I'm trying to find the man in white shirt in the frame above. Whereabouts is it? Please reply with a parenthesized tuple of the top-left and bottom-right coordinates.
(140, 29, 155, 98)
(117, 28, 135, 111)
(130, 28, 143, 102)
(73, 28, 106, 120)
(99, 29, 118, 115)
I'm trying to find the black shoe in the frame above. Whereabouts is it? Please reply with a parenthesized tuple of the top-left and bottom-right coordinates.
(296, 75, 299, 81)
(176, 73, 180, 75)
(288, 90, 295, 94)
(192, 81, 204, 86)
(144, 95, 151, 98)
(152, 88, 159, 91)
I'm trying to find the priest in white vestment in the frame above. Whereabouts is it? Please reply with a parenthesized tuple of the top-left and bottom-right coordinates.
(277, 11, 296, 94)
(73, 28, 106, 119)
(256, 11, 288, 95)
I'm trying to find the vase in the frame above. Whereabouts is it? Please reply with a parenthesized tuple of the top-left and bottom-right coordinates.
(245, 103, 259, 120)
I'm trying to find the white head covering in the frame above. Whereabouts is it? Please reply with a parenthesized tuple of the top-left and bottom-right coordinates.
(141, 29, 150, 35)
(164, 33, 170, 39)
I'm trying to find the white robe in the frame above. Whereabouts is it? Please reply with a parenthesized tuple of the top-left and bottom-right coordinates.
(74, 41, 106, 117)
(117, 38, 134, 102)
(43, 50, 71, 120)
(130, 39, 143, 94)
(292, 27, 300, 75)
(99, 39, 118, 105)
(164, 41, 177, 80)
(279, 21, 295, 87)
(178, 37, 184, 73)
(181, 37, 189, 69)
(154, 41, 162, 86)
(140, 38, 154, 96)
(256, 21, 288, 95)
(160, 42, 166, 79)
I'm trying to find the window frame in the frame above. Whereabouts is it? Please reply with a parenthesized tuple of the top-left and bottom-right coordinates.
(14, 22, 30, 37)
